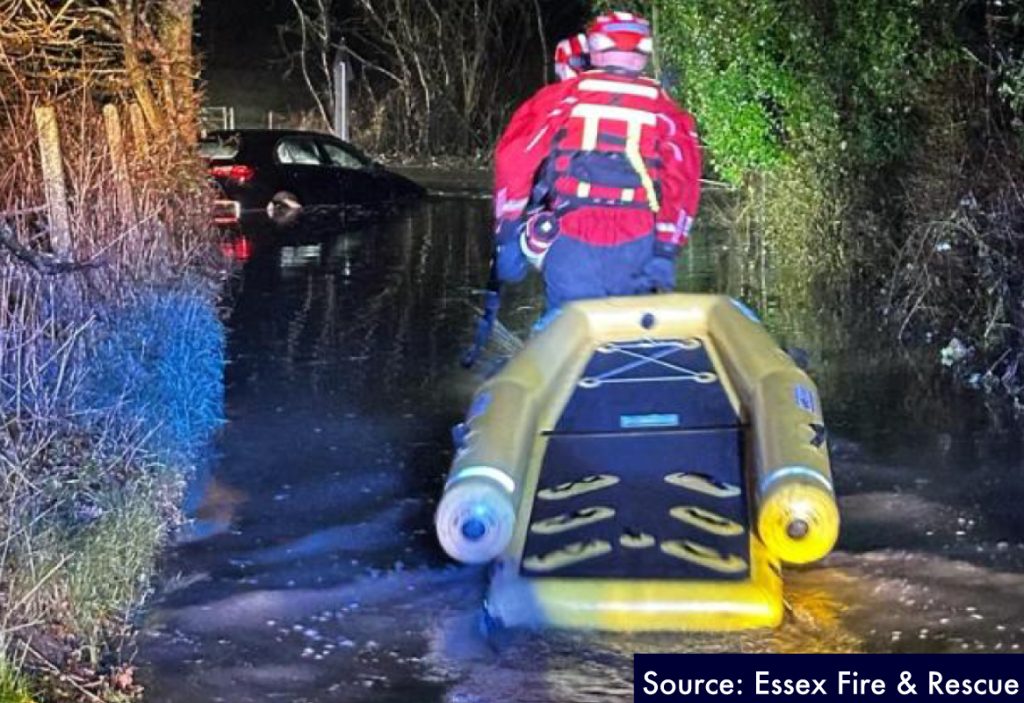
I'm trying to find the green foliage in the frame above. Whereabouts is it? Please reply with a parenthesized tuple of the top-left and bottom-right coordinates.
(0, 661, 31, 703)
(991, 6, 1024, 122)
(651, 0, 948, 185)
(11, 463, 174, 667)
(999, 57, 1024, 117)
(60, 477, 167, 659)
(657, 1, 818, 181)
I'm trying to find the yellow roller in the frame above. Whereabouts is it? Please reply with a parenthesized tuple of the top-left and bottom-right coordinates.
(435, 313, 591, 564)
(436, 294, 839, 630)
(707, 301, 839, 564)
(434, 379, 534, 563)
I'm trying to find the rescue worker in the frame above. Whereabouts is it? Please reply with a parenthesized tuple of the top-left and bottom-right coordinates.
(553, 33, 590, 81)
(493, 11, 701, 310)
(493, 34, 590, 284)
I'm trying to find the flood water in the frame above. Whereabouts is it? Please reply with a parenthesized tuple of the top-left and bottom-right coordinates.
(139, 194, 1024, 703)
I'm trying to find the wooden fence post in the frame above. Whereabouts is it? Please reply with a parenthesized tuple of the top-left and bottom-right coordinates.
(128, 102, 148, 153)
(34, 106, 72, 257)
(103, 104, 136, 224)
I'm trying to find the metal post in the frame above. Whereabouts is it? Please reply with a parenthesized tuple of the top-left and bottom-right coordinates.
(333, 46, 351, 141)
(340, 61, 347, 141)
(34, 106, 71, 257)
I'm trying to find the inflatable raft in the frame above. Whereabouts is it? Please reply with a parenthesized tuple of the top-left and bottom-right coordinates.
(436, 294, 838, 631)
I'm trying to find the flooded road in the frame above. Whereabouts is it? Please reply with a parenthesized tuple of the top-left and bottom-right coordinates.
(139, 196, 1024, 702)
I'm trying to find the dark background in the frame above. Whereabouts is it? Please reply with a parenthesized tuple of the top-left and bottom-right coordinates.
(195, 0, 588, 128)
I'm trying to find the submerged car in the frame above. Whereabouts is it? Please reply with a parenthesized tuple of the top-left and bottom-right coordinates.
(201, 129, 424, 224)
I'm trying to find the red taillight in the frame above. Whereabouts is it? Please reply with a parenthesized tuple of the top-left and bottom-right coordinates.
(221, 236, 252, 262)
(209, 164, 255, 184)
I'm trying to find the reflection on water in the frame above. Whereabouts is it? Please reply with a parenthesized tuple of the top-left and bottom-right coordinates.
(141, 197, 1024, 703)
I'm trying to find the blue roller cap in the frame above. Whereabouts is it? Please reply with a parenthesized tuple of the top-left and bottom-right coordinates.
(462, 518, 488, 541)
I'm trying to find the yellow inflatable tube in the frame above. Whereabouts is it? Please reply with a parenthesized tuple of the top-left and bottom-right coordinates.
(435, 311, 591, 563)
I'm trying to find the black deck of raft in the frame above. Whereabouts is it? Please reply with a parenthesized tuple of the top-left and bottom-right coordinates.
(554, 339, 737, 434)
(522, 339, 750, 581)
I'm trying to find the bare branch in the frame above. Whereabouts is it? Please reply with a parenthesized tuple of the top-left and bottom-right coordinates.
(0, 220, 106, 275)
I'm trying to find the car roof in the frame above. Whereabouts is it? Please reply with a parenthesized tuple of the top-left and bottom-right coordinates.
(204, 128, 346, 143)
(201, 129, 377, 167)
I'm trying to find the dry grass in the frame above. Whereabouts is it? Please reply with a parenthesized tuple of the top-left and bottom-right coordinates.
(883, 66, 1024, 402)
(1, 79, 223, 703)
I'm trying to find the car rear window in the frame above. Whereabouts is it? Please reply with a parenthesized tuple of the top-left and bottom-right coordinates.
(199, 134, 240, 160)
(275, 138, 323, 165)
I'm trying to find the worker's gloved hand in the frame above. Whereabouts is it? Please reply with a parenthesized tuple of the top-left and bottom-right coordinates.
(493, 218, 528, 282)
(640, 242, 681, 292)
(495, 241, 528, 283)
(520, 212, 560, 269)
(641, 257, 676, 292)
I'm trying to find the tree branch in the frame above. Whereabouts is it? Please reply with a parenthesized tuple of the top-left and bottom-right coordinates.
(0, 220, 106, 275)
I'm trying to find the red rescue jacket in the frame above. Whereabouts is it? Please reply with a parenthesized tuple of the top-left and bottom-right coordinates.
(494, 69, 701, 248)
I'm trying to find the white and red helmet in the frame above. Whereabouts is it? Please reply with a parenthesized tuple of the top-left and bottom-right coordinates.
(554, 33, 590, 81)
(586, 10, 653, 55)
